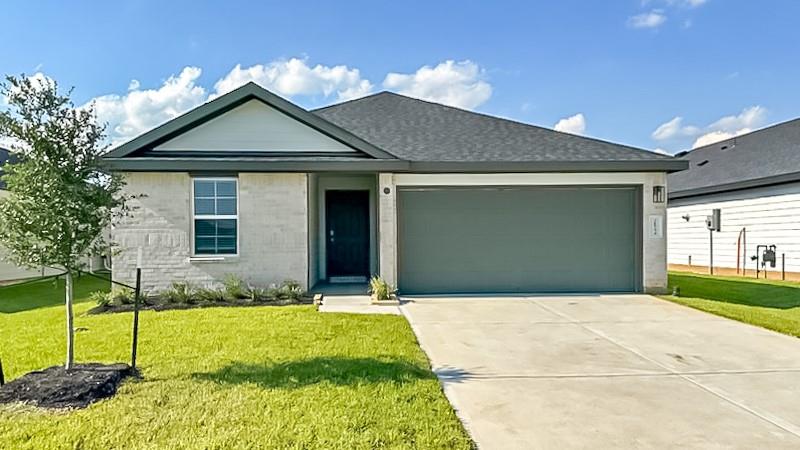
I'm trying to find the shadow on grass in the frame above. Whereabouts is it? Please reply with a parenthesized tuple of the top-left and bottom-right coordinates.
(191, 357, 439, 389)
(669, 273, 800, 310)
(0, 274, 110, 313)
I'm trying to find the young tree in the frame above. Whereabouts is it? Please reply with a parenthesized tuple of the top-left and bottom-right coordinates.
(0, 74, 126, 370)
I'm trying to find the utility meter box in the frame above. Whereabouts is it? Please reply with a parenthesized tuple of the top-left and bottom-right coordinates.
(705, 209, 721, 232)
(763, 247, 777, 268)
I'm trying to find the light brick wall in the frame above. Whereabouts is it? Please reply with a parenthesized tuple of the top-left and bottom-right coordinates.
(113, 172, 308, 293)
(377, 173, 397, 287)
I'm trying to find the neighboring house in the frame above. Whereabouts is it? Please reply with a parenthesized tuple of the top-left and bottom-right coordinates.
(0, 148, 61, 282)
(104, 83, 686, 295)
(668, 119, 800, 280)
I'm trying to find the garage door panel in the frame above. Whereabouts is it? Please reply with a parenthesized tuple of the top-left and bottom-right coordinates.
(398, 187, 640, 294)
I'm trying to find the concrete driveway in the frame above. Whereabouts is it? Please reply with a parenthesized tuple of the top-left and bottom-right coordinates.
(401, 294, 800, 449)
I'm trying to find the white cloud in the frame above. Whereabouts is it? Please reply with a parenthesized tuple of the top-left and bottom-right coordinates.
(651, 106, 767, 149)
(382, 60, 492, 110)
(212, 58, 373, 101)
(652, 116, 700, 140)
(89, 67, 207, 145)
(55, 58, 493, 145)
(692, 130, 745, 148)
(553, 113, 586, 135)
(628, 10, 667, 28)
(668, 0, 707, 7)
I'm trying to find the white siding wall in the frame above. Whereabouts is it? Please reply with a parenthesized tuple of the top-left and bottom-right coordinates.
(113, 172, 308, 292)
(668, 182, 800, 273)
(154, 100, 355, 153)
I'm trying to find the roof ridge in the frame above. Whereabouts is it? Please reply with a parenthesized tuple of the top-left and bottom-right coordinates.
(311, 91, 395, 112)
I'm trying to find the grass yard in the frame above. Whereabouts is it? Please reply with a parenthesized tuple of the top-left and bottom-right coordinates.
(0, 276, 472, 449)
(664, 271, 800, 338)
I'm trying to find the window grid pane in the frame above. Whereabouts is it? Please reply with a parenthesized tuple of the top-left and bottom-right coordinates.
(193, 179, 238, 255)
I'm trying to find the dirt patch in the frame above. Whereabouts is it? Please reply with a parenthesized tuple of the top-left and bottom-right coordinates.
(0, 363, 136, 409)
(87, 297, 313, 315)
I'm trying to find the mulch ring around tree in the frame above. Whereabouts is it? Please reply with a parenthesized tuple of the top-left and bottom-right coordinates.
(87, 297, 314, 315)
(0, 363, 137, 409)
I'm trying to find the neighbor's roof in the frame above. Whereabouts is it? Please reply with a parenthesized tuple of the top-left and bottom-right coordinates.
(104, 82, 686, 173)
(669, 118, 800, 199)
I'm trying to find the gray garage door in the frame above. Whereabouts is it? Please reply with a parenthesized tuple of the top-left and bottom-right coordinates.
(398, 186, 641, 294)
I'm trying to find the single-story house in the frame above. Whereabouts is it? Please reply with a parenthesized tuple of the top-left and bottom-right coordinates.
(0, 148, 62, 282)
(104, 82, 687, 295)
(668, 118, 800, 280)
(0, 148, 107, 283)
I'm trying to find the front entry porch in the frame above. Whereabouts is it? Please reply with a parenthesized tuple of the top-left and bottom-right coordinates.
(308, 174, 378, 288)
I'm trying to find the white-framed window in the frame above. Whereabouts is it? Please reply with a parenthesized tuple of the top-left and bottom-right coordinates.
(192, 177, 238, 255)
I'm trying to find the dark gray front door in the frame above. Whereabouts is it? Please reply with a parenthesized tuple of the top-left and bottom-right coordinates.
(398, 186, 641, 294)
(326, 190, 370, 279)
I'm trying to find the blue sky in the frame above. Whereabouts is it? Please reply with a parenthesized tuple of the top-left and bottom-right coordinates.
(2, 0, 799, 153)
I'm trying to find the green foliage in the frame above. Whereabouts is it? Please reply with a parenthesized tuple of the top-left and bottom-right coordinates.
(89, 289, 135, 307)
(88, 290, 111, 307)
(0, 74, 129, 272)
(266, 279, 305, 301)
(162, 282, 196, 304)
(155, 277, 306, 305)
(222, 274, 248, 300)
(247, 286, 269, 302)
(195, 287, 227, 303)
(369, 275, 397, 300)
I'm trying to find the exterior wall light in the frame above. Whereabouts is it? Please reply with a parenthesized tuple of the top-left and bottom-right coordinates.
(652, 185, 666, 203)
(383, 187, 391, 195)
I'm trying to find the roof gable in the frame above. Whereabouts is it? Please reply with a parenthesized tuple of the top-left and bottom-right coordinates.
(154, 99, 356, 153)
(104, 83, 395, 160)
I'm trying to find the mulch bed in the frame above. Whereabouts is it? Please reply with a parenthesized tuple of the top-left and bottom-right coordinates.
(88, 297, 314, 315)
(0, 363, 137, 409)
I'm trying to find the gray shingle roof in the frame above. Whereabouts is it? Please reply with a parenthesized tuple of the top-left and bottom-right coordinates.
(314, 91, 674, 163)
(669, 118, 800, 198)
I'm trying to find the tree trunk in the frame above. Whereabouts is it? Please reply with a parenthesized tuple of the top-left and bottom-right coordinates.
(65, 271, 75, 370)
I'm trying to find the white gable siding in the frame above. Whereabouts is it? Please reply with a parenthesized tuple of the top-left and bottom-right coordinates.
(154, 99, 356, 153)
(668, 183, 800, 274)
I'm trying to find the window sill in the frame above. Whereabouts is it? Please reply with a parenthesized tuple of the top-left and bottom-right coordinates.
(188, 255, 239, 263)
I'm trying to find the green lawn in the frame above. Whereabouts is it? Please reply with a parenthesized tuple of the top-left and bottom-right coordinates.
(663, 271, 800, 338)
(0, 276, 471, 449)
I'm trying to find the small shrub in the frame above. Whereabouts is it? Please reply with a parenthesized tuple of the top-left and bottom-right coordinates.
(368, 276, 396, 300)
(91, 289, 135, 307)
(223, 274, 249, 300)
(162, 282, 195, 304)
(247, 286, 269, 302)
(112, 289, 135, 306)
(90, 291, 111, 307)
(278, 279, 304, 301)
(196, 287, 226, 303)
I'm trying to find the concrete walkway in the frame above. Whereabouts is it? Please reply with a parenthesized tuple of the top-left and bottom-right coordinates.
(401, 294, 800, 449)
(318, 294, 401, 315)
